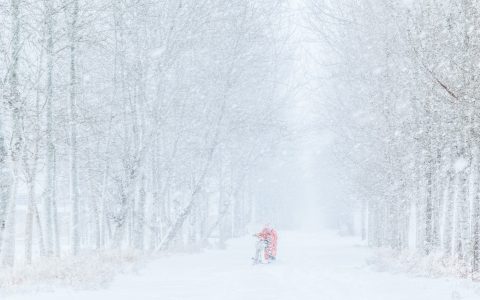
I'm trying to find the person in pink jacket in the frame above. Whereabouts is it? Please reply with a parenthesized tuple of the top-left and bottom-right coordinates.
(255, 224, 278, 261)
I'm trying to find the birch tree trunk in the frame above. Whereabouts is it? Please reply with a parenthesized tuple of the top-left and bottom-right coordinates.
(2, 0, 22, 267)
(472, 145, 480, 276)
(443, 159, 455, 256)
(69, 0, 80, 256)
(455, 135, 470, 261)
(25, 173, 37, 264)
(0, 109, 11, 256)
(44, 0, 55, 257)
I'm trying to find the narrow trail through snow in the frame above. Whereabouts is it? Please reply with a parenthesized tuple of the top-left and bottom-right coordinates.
(7, 231, 480, 300)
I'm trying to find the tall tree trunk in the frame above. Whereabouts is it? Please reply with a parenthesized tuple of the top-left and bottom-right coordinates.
(455, 134, 470, 261)
(44, 0, 55, 257)
(25, 174, 40, 264)
(425, 153, 434, 255)
(69, 0, 80, 256)
(443, 163, 455, 256)
(2, 0, 22, 267)
(472, 146, 480, 276)
(0, 107, 11, 256)
(134, 171, 146, 250)
(52, 150, 60, 256)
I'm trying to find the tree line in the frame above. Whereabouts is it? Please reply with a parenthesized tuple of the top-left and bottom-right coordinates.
(309, 0, 480, 278)
(0, 0, 288, 267)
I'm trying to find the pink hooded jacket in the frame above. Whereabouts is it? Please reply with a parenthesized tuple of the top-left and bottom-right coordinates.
(256, 227, 278, 259)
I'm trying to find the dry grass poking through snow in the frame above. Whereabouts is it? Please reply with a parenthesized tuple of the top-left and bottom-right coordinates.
(369, 248, 480, 280)
(0, 250, 146, 295)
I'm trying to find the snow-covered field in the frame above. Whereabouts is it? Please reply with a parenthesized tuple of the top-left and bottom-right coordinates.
(4, 231, 480, 300)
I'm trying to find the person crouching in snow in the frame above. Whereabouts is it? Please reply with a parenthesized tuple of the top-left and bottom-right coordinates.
(255, 224, 278, 262)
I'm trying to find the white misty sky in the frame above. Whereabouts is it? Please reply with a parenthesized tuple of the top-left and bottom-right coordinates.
(253, 0, 336, 231)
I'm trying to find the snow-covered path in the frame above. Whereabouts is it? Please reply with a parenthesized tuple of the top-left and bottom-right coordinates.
(6, 231, 480, 300)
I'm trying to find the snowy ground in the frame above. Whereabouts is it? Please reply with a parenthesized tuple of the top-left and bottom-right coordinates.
(4, 230, 480, 300)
